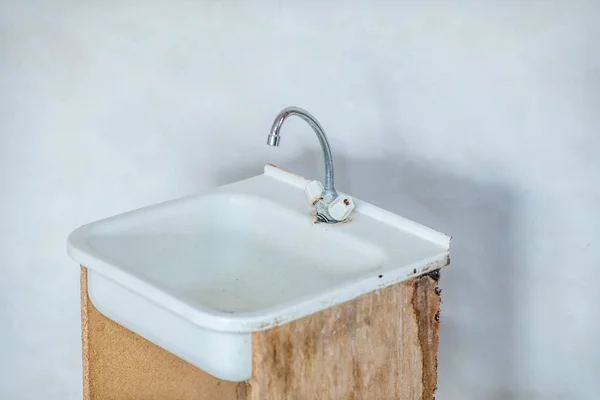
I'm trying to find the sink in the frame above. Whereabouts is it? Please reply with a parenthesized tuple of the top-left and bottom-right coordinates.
(68, 164, 450, 382)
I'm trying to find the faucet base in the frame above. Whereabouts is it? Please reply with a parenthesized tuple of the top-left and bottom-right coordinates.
(314, 200, 341, 224)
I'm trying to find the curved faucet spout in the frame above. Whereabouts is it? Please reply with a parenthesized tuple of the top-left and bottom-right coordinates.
(266, 106, 337, 201)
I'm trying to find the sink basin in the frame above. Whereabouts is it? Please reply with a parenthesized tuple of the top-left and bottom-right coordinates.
(68, 164, 450, 382)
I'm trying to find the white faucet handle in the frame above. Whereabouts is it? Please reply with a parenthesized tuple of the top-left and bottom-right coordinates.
(328, 195, 355, 221)
(304, 180, 324, 205)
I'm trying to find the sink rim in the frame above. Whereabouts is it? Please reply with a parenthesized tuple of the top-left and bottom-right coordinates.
(68, 164, 450, 333)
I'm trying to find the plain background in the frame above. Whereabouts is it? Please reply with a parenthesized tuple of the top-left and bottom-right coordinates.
(1, 1, 599, 398)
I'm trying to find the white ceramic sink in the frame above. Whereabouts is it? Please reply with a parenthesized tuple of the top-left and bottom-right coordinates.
(68, 164, 450, 382)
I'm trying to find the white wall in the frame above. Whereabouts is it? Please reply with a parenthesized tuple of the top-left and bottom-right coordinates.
(1, 1, 599, 398)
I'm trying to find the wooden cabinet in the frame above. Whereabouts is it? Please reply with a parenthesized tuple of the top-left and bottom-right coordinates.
(81, 267, 441, 399)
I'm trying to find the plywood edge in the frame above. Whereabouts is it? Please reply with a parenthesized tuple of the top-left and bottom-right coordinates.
(80, 266, 91, 400)
(412, 270, 441, 399)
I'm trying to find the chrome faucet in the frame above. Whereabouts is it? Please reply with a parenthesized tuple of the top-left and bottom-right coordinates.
(267, 106, 352, 223)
